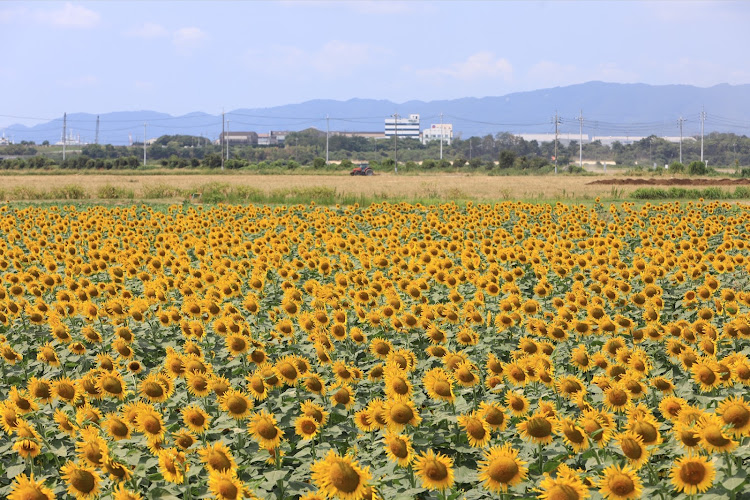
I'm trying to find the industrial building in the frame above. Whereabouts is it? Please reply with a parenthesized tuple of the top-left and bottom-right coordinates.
(385, 114, 420, 139)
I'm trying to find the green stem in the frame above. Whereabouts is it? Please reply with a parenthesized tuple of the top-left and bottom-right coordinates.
(538, 442, 544, 474)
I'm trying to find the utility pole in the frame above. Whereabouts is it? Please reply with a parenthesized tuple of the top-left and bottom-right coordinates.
(326, 114, 329, 164)
(221, 110, 225, 171)
(554, 111, 560, 174)
(678, 116, 685, 164)
(62, 112, 67, 161)
(226, 119, 230, 161)
(393, 113, 398, 174)
(143, 123, 147, 166)
(578, 109, 583, 169)
(95, 115, 100, 145)
(700, 106, 706, 164)
(439, 112, 444, 160)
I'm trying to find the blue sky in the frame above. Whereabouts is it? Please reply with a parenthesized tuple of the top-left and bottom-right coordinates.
(2, 1, 750, 128)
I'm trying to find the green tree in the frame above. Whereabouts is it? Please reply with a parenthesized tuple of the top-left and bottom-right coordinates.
(498, 150, 516, 169)
(313, 157, 326, 169)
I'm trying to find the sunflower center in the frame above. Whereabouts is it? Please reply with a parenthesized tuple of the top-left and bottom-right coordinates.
(306, 378, 322, 392)
(564, 424, 585, 444)
(456, 369, 475, 383)
(278, 362, 297, 380)
(390, 403, 414, 424)
(487, 456, 519, 483)
(433, 381, 452, 397)
(546, 483, 581, 500)
(141, 415, 161, 435)
(424, 458, 449, 481)
(257, 420, 278, 440)
(71, 469, 96, 493)
(583, 420, 603, 441)
(391, 378, 409, 395)
(110, 420, 129, 437)
(703, 426, 731, 447)
(562, 380, 582, 394)
(301, 420, 317, 435)
(484, 408, 504, 427)
(607, 388, 628, 406)
(329, 461, 361, 493)
(143, 382, 165, 398)
(389, 438, 408, 458)
(697, 367, 716, 385)
(217, 478, 238, 499)
(526, 417, 552, 438)
(226, 395, 248, 415)
(510, 398, 525, 412)
(465, 418, 486, 440)
(678, 428, 700, 447)
(308, 408, 324, 423)
(189, 413, 205, 427)
(609, 472, 635, 495)
(679, 461, 707, 485)
(620, 437, 643, 459)
(208, 451, 232, 471)
(722, 404, 749, 429)
(102, 376, 123, 394)
(632, 420, 658, 444)
(334, 388, 350, 405)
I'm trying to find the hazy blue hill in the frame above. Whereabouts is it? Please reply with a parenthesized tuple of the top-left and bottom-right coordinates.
(6, 82, 750, 145)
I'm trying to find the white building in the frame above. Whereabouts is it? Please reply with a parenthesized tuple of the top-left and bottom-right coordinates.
(422, 123, 453, 145)
(385, 114, 420, 139)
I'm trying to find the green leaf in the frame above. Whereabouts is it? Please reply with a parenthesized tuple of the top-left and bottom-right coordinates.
(6, 464, 26, 479)
(722, 475, 747, 491)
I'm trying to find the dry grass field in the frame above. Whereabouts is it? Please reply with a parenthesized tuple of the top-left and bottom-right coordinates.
(0, 173, 636, 201)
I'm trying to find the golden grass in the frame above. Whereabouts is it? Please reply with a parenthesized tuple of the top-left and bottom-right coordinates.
(0, 173, 635, 201)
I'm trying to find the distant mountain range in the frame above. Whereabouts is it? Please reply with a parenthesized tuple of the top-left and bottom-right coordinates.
(5, 82, 750, 146)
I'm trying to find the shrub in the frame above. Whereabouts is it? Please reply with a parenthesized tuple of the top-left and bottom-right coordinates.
(669, 161, 685, 173)
(688, 161, 707, 175)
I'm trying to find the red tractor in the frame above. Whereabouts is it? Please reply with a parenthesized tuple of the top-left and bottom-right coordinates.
(350, 163, 374, 176)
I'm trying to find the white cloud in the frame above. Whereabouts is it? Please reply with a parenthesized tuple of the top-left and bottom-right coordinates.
(59, 75, 99, 88)
(416, 52, 514, 82)
(173, 27, 208, 53)
(35, 2, 100, 28)
(134, 81, 154, 90)
(248, 41, 386, 78)
(126, 22, 169, 39)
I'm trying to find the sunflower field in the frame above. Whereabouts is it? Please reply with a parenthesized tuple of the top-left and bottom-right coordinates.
(0, 199, 749, 500)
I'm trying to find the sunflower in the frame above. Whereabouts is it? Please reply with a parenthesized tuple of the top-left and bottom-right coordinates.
(8, 387, 37, 414)
(556, 417, 589, 453)
(505, 391, 530, 416)
(716, 395, 750, 436)
(182, 405, 211, 434)
(76, 434, 109, 467)
(104, 458, 133, 482)
(97, 371, 127, 400)
(670, 455, 715, 495)
(422, 367, 455, 403)
(13, 438, 40, 459)
(602, 383, 631, 413)
(671, 422, 702, 451)
(697, 414, 738, 453)
(199, 441, 236, 473)
(330, 383, 356, 410)
(413, 449, 454, 491)
(453, 361, 480, 387)
(302, 373, 327, 396)
(383, 399, 422, 432)
(275, 355, 300, 386)
(7, 474, 55, 500)
(139, 373, 169, 403)
(172, 429, 197, 451)
(518, 412, 555, 445)
(626, 415, 662, 447)
(54, 408, 78, 436)
(185, 371, 212, 397)
(556, 375, 586, 400)
(27, 377, 53, 403)
(579, 410, 613, 448)
(112, 483, 143, 500)
(477, 443, 527, 493)
(691, 359, 722, 392)
(310, 450, 372, 500)
(159, 448, 188, 483)
(383, 432, 414, 467)
(219, 388, 253, 420)
(301, 400, 329, 426)
(246, 371, 269, 401)
(536, 469, 589, 500)
(457, 411, 492, 447)
(248, 410, 283, 449)
(479, 401, 508, 431)
(658, 395, 687, 422)
(615, 431, 649, 469)
(61, 460, 101, 500)
(207, 463, 245, 499)
(295, 415, 320, 440)
(135, 406, 166, 441)
(596, 464, 642, 500)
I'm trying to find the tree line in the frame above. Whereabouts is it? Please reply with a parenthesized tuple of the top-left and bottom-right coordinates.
(2, 131, 749, 171)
